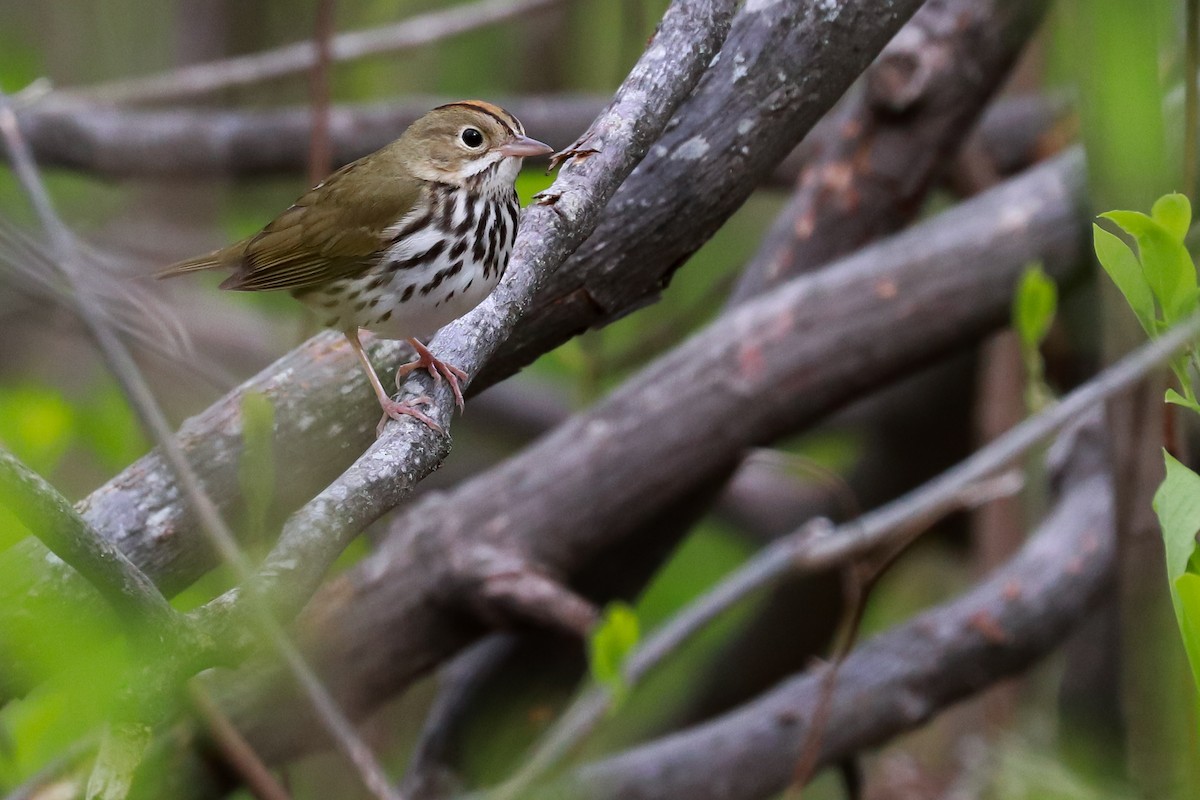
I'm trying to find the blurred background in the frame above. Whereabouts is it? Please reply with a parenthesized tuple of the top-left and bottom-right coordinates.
(0, 0, 1196, 798)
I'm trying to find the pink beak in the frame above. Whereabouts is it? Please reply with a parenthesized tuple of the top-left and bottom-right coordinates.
(498, 135, 554, 158)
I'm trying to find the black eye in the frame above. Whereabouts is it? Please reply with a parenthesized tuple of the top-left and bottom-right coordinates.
(461, 128, 484, 148)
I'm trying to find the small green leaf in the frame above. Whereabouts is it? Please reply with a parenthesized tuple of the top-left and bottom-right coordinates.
(1173, 573, 1200, 693)
(238, 392, 276, 541)
(1153, 192, 1192, 242)
(1101, 211, 1198, 324)
(588, 601, 640, 704)
(1093, 224, 1158, 336)
(1013, 264, 1057, 351)
(1166, 388, 1200, 414)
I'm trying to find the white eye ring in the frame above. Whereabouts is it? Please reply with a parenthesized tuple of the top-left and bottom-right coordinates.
(460, 127, 484, 148)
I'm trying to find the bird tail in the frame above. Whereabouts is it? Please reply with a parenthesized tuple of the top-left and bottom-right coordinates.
(155, 251, 223, 279)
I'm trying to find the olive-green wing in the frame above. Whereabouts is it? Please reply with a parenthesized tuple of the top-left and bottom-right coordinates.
(205, 158, 422, 292)
(222, 160, 421, 292)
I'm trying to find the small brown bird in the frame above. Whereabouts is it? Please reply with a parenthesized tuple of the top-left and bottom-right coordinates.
(160, 101, 553, 431)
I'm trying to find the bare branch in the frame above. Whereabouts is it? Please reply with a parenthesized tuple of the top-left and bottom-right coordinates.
(550, 415, 1115, 800)
(10, 91, 1062, 183)
(401, 635, 519, 800)
(11, 96, 607, 179)
(730, 0, 1050, 302)
(65, 0, 572, 106)
(306, 0, 338, 185)
(189, 686, 292, 800)
(494, 308, 1200, 795)
(0, 448, 179, 634)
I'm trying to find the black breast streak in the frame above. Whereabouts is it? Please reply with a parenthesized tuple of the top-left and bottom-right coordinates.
(388, 239, 447, 272)
(473, 201, 492, 267)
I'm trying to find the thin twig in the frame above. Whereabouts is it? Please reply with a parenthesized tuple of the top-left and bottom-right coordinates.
(68, 0, 571, 106)
(190, 685, 292, 800)
(401, 634, 519, 798)
(307, 0, 338, 186)
(0, 93, 403, 800)
(490, 312, 1200, 798)
(0, 448, 180, 634)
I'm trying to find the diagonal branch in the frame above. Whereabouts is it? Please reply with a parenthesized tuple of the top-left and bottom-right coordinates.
(64, 0, 572, 106)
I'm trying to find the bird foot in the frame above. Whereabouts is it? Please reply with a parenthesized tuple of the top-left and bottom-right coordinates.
(376, 395, 440, 437)
(395, 349, 468, 412)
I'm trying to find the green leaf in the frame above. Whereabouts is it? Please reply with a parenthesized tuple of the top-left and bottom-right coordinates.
(1153, 192, 1192, 242)
(1013, 264, 1057, 351)
(1093, 224, 1158, 335)
(1166, 388, 1200, 414)
(1174, 574, 1200, 694)
(1101, 210, 1198, 324)
(588, 601, 640, 704)
(1154, 452, 1200, 594)
(238, 392, 276, 541)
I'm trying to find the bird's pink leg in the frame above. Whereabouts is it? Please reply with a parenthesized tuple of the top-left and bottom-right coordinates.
(344, 330, 441, 435)
(394, 338, 468, 412)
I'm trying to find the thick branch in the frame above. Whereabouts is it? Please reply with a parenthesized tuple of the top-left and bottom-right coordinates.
(13, 96, 606, 179)
(552, 415, 1114, 799)
(730, 0, 1049, 301)
(12, 91, 1063, 183)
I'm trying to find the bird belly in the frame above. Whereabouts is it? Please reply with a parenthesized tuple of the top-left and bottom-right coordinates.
(303, 245, 499, 342)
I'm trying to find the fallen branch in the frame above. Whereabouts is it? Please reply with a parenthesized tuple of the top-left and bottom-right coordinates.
(496, 307, 1200, 795)
(550, 415, 1114, 799)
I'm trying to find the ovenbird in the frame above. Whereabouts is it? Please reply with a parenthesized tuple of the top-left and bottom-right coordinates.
(159, 101, 553, 431)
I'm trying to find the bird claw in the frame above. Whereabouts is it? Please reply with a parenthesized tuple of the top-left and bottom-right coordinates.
(395, 350, 467, 413)
(376, 395, 440, 437)
(548, 137, 600, 171)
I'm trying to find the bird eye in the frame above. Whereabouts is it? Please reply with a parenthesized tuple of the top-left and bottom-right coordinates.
(461, 127, 484, 148)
